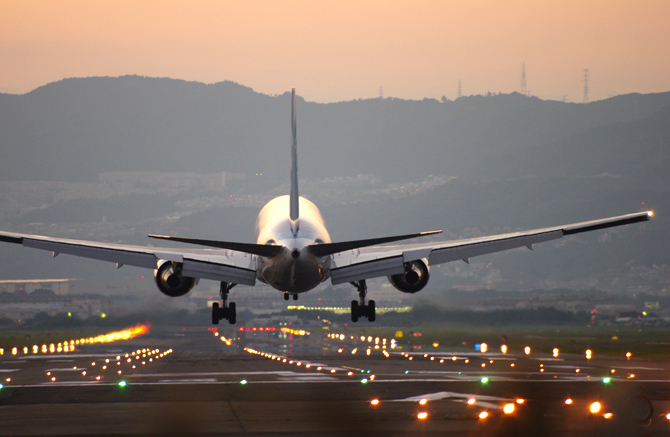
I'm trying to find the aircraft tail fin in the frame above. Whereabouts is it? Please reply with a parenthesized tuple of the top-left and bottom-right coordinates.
(290, 87, 299, 221)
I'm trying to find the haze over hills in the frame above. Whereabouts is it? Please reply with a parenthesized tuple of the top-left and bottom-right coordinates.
(0, 76, 668, 295)
(1, 75, 670, 184)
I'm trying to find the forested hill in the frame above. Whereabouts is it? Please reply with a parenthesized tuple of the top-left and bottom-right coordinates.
(1, 76, 669, 185)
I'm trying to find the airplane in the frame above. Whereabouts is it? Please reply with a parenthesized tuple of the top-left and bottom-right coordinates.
(0, 88, 653, 325)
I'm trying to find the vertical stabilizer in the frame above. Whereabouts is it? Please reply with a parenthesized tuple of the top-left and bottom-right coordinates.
(290, 88, 299, 221)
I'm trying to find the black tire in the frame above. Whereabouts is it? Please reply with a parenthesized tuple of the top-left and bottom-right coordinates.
(228, 302, 236, 325)
(212, 302, 220, 325)
(293, 294, 298, 301)
(284, 293, 289, 301)
(351, 300, 359, 322)
(368, 300, 376, 322)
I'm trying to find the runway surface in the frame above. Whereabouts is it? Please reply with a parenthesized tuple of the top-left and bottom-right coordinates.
(2, 325, 670, 436)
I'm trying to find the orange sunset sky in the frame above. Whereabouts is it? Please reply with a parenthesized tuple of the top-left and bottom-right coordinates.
(1, 0, 669, 102)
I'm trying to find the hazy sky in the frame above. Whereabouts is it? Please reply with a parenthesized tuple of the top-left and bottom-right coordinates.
(2, 0, 669, 103)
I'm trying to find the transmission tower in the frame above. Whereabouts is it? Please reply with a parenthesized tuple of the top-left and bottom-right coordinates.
(379, 86, 383, 99)
(582, 69, 589, 103)
(521, 62, 527, 95)
(457, 79, 462, 98)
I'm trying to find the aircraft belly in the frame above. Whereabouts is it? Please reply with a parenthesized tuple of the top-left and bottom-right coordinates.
(259, 255, 329, 293)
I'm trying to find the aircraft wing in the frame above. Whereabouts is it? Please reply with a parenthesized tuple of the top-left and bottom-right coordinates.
(0, 231, 257, 285)
(329, 211, 652, 285)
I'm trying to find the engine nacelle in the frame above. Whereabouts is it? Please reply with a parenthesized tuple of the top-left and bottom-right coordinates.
(154, 261, 196, 297)
(388, 259, 430, 294)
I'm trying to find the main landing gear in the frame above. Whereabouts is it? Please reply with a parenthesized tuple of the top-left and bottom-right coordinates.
(283, 293, 298, 301)
(212, 282, 237, 325)
(350, 280, 375, 323)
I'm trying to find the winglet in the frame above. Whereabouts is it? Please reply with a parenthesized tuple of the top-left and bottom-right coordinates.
(289, 87, 299, 221)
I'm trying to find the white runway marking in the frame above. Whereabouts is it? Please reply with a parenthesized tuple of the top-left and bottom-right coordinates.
(47, 368, 86, 372)
(0, 369, 20, 373)
(277, 376, 338, 381)
(131, 371, 300, 377)
(158, 378, 218, 383)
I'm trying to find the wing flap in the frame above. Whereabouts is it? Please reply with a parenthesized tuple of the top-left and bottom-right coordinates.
(182, 258, 256, 286)
(429, 230, 563, 265)
(23, 238, 158, 269)
(330, 255, 404, 285)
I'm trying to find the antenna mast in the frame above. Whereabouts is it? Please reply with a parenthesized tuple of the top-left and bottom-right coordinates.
(582, 69, 589, 103)
(521, 62, 527, 95)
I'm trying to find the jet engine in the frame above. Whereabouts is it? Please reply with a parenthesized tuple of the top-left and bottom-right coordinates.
(154, 261, 196, 297)
(388, 259, 430, 293)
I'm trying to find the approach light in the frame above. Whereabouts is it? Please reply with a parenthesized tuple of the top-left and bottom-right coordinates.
(370, 399, 379, 406)
(503, 403, 515, 414)
(478, 411, 488, 419)
(417, 412, 428, 420)
(419, 399, 427, 405)
(590, 402, 601, 414)
(565, 398, 573, 405)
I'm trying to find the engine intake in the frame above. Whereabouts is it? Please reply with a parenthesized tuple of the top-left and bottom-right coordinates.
(388, 259, 430, 293)
(154, 261, 196, 297)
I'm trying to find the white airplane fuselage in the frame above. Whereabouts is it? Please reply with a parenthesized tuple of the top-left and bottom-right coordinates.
(255, 195, 332, 294)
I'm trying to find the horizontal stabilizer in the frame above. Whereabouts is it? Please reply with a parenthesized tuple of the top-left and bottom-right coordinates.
(308, 230, 442, 257)
(148, 234, 283, 258)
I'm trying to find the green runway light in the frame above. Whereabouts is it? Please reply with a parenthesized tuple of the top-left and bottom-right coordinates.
(240, 379, 248, 385)
(360, 370, 365, 373)
(118, 381, 127, 387)
(481, 377, 489, 383)
(603, 377, 611, 384)
(404, 370, 409, 374)
(367, 370, 371, 373)
(0, 383, 3, 389)
(361, 378, 368, 384)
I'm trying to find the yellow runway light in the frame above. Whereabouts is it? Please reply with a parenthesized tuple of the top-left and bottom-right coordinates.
(590, 402, 601, 414)
(503, 403, 515, 414)
(417, 412, 428, 420)
(479, 411, 488, 419)
(370, 399, 379, 406)
(467, 398, 476, 405)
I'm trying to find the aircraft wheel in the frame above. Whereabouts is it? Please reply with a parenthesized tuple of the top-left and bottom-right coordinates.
(368, 300, 376, 322)
(228, 302, 236, 325)
(284, 293, 289, 301)
(293, 294, 298, 301)
(212, 302, 220, 325)
(351, 300, 359, 322)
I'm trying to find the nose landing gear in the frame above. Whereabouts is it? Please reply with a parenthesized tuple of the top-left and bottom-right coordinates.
(212, 282, 237, 325)
(350, 280, 375, 322)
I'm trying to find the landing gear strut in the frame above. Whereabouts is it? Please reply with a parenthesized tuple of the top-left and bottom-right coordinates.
(350, 280, 375, 323)
(212, 282, 237, 325)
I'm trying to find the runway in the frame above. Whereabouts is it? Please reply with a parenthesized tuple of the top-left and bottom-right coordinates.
(2, 326, 670, 436)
